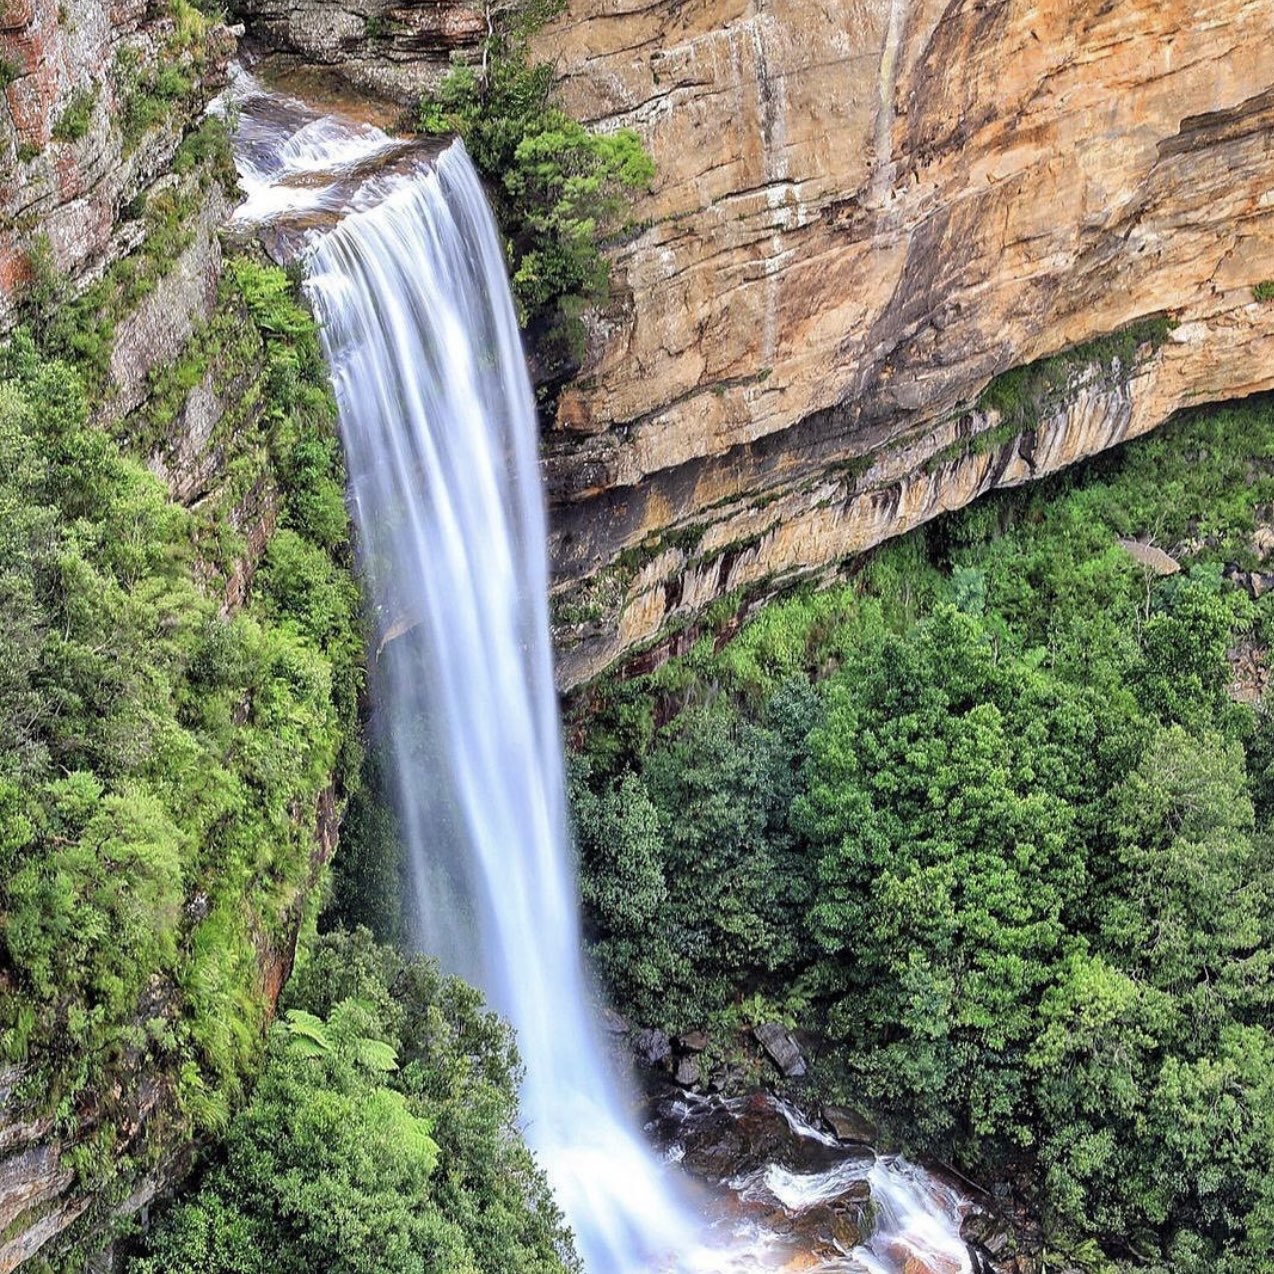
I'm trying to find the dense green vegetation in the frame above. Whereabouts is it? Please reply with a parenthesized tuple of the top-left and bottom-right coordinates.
(571, 395, 1274, 1271)
(0, 251, 362, 1256)
(51, 86, 97, 143)
(418, 1, 653, 379)
(974, 316, 1176, 432)
(115, 0, 219, 152)
(127, 929, 577, 1274)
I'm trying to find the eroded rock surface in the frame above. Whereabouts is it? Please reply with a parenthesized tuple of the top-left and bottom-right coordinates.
(232, 0, 483, 101)
(0, 0, 234, 330)
(231, 0, 1274, 684)
(536, 0, 1274, 682)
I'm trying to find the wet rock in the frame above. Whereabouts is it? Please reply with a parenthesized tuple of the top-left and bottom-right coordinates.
(633, 1027, 671, 1066)
(672, 1092, 850, 1181)
(778, 1200, 864, 1255)
(962, 1207, 1015, 1257)
(677, 1029, 709, 1052)
(599, 1006, 629, 1035)
(674, 1056, 701, 1089)
(708, 1064, 742, 1093)
(822, 1104, 876, 1145)
(754, 1022, 807, 1078)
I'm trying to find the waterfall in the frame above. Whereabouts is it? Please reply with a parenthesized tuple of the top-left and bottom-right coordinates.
(223, 67, 978, 1274)
(303, 139, 694, 1271)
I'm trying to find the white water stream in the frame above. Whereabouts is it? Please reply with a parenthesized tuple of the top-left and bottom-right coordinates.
(222, 67, 976, 1274)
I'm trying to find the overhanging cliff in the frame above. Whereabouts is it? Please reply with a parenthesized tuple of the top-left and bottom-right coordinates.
(538, 0, 1274, 683)
(224, 0, 1274, 685)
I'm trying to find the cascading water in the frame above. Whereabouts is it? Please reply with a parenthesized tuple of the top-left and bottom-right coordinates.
(224, 67, 979, 1274)
(303, 138, 696, 1273)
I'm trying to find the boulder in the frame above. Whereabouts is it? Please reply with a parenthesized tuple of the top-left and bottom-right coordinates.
(633, 1027, 672, 1066)
(674, 1056, 701, 1089)
(753, 1022, 806, 1078)
(822, 1104, 876, 1145)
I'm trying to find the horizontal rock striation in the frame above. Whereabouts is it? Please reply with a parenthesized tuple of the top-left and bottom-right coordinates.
(539, 0, 1274, 683)
(232, 0, 483, 101)
(230, 0, 1274, 682)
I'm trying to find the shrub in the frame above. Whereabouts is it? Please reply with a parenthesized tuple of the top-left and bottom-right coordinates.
(0, 249, 362, 1248)
(52, 85, 96, 142)
(419, 22, 653, 380)
(128, 931, 579, 1274)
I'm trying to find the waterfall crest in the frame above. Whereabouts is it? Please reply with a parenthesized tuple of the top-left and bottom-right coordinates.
(304, 140, 694, 1271)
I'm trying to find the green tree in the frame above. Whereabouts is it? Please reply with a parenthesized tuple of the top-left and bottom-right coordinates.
(420, 38, 653, 378)
(132, 932, 577, 1274)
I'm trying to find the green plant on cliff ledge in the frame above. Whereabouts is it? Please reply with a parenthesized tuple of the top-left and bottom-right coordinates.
(1253, 280, 1274, 303)
(419, 14, 653, 381)
(51, 85, 97, 142)
(977, 316, 1176, 432)
(114, 0, 216, 154)
(0, 255, 363, 1258)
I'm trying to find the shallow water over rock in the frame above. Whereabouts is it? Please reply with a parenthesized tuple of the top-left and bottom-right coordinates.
(648, 1091, 973, 1274)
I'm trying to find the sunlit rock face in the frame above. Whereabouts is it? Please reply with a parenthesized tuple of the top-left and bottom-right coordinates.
(226, 0, 1274, 683)
(537, 0, 1274, 683)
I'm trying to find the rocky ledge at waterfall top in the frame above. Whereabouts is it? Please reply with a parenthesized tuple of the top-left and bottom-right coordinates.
(241, 0, 1274, 687)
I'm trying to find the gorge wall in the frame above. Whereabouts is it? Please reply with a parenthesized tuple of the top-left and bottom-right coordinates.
(0, 9, 357, 1270)
(537, 0, 1274, 684)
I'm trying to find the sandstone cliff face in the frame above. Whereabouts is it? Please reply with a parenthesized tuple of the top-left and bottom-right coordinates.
(228, 0, 1274, 684)
(0, 0, 234, 331)
(537, 0, 1274, 683)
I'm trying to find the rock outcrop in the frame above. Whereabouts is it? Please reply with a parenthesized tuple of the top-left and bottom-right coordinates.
(0, 0, 234, 331)
(229, 0, 1274, 684)
(232, 0, 482, 101)
(538, 0, 1274, 683)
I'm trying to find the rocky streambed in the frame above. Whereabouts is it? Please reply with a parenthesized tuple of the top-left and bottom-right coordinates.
(642, 1087, 1015, 1274)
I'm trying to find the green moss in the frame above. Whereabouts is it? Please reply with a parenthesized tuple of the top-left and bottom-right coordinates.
(1253, 280, 1274, 303)
(115, 4, 215, 154)
(915, 317, 1179, 478)
(977, 315, 1175, 428)
(51, 85, 96, 142)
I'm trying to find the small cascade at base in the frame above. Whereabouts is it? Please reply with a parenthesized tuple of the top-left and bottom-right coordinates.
(223, 67, 977, 1274)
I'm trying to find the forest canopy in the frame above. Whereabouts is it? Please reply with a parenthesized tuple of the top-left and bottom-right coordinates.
(570, 395, 1274, 1272)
